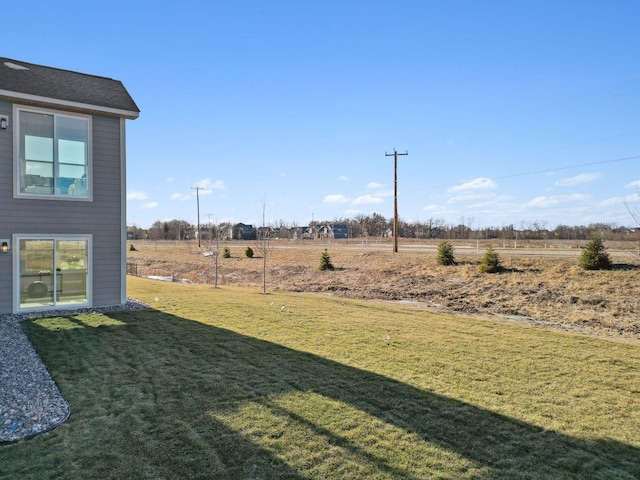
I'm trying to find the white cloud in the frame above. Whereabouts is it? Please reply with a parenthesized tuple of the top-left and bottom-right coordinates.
(421, 204, 456, 216)
(323, 194, 350, 204)
(447, 178, 497, 193)
(624, 180, 640, 189)
(169, 179, 225, 201)
(597, 196, 625, 207)
(352, 194, 384, 206)
(141, 202, 159, 209)
(523, 196, 550, 207)
(171, 193, 191, 201)
(446, 192, 507, 205)
(338, 175, 349, 181)
(166, 177, 174, 183)
(468, 194, 515, 209)
(367, 182, 383, 189)
(194, 178, 225, 195)
(599, 193, 640, 207)
(374, 189, 393, 198)
(523, 193, 589, 208)
(554, 172, 600, 187)
(127, 190, 147, 200)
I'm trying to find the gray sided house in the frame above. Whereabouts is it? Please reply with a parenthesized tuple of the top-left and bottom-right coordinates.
(233, 223, 256, 240)
(331, 224, 348, 239)
(0, 58, 139, 314)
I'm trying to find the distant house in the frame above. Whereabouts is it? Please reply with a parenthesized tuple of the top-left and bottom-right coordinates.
(195, 226, 210, 239)
(318, 225, 330, 239)
(233, 223, 256, 240)
(318, 224, 348, 239)
(126, 229, 140, 241)
(331, 224, 348, 239)
(300, 226, 314, 239)
(256, 226, 275, 239)
(0, 58, 139, 313)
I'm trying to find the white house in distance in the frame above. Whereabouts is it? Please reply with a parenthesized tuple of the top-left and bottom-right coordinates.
(0, 57, 139, 314)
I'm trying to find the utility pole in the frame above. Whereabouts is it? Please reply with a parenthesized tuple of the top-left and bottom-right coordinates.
(191, 187, 202, 247)
(385, 149, 408, 253)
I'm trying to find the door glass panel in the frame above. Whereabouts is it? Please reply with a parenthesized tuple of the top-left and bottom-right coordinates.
(56, 240, 88, 304)
(19, 239, 54, 308)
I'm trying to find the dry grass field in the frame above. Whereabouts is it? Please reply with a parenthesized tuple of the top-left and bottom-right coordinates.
(127, 238, 640, 341)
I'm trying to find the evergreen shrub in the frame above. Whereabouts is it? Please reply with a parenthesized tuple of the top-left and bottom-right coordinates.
(436, 241, 456, 265)
(318, 249, 335, 271)
(579, 236, 612, 270)
(478, 245, 503, 273)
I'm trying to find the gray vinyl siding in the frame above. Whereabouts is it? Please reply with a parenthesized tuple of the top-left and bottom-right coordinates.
(0, 100, 124, 312)
(0, 100, 13, 311)
(90, 115, 124, 307)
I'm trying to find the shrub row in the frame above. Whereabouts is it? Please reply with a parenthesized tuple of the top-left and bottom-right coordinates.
(203, 236, 613, 274)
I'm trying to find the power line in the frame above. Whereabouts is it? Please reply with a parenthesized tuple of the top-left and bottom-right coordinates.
(537, 130, 640, 155)
(490, 154, 640, 180)
(431, 154, 640, 190)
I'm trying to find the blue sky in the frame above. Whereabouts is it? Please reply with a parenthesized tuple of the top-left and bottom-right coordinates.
(6, 1, 639, 229)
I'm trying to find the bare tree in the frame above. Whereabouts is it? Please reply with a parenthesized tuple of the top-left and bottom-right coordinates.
(201, 222, 226, 287)
(623, 187, 640, 259)
(276, 219, 290, 239)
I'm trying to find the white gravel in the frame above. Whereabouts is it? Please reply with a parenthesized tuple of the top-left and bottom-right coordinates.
(0, 299, 148, 443)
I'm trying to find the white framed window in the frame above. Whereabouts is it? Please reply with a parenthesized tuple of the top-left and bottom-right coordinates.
(14, 235, 92, 312)
(14, 105, 91, 199)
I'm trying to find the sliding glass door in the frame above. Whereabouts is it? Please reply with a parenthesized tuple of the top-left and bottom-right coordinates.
(17, 236, 90, 311)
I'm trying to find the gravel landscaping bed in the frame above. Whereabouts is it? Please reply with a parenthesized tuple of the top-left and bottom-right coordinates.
(0, 299, 148, 444)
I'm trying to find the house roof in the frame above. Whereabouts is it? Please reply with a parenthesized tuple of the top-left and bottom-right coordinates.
(0, 57, 139, 119)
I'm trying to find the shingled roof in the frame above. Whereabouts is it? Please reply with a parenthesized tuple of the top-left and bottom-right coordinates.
(0, 57, 139, 119)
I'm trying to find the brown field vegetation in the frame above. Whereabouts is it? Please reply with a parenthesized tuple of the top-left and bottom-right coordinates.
(127, 238, 640, 341)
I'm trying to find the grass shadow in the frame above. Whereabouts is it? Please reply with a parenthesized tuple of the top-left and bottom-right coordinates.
(8, 308, 640, 479)
(612, 263, 640, 271)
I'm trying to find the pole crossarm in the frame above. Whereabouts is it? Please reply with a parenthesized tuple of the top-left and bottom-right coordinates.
(385, 149, 408, 253)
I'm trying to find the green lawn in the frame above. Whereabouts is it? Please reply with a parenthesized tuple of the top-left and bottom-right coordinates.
(2, 276, 639, 479)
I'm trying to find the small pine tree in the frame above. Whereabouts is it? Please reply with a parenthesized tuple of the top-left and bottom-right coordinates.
(478, 245, 503, 273)
(318, 249, 335, 271)
(579, 236, 612, 270)
(245, 246, 254, 258)
(436, 241, 456, 265)
(222, 247, 231, 258)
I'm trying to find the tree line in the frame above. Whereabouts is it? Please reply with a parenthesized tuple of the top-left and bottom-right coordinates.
(129, 215, 639, 242)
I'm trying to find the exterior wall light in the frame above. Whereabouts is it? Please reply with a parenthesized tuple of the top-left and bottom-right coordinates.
(1, 241, 8, 254)
(0, 115, 8, 130)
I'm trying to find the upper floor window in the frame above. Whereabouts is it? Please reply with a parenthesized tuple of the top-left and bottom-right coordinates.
(15, 106, 91, 199)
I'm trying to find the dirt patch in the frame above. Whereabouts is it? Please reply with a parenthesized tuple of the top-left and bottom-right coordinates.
(128, 240, 640, 342)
